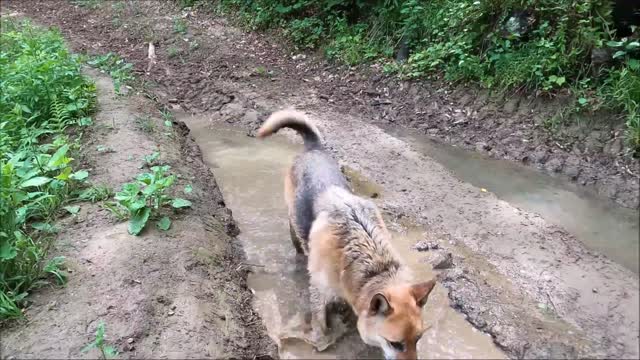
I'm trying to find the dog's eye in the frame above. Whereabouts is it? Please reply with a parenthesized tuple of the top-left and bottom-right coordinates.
(388, 340, 405, 352)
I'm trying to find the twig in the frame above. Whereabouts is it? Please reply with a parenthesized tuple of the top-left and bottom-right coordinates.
(546, 292, 557, 313)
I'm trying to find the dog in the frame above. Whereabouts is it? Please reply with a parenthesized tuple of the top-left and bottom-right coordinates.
(257, 109, 436, 360)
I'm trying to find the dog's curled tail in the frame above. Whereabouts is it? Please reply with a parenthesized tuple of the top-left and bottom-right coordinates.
(257, 109, 322, 150)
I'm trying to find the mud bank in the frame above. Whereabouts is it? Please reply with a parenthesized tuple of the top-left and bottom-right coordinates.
(0, 68, 275, 358)
(7, 1, 638, 359)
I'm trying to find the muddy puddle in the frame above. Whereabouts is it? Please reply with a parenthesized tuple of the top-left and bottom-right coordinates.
(379, 124, 640, 274)
(182, 115, 505, 359)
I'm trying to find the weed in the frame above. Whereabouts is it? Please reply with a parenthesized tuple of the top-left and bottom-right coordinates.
(173, 17, 188, 35)
(188, 40, 200, 52)
(160, 109, 174, 127)
(87, 53, 133, 94)
(82, 321, 118, 359)
(143, 151, 161, 166)
(74, 185, 113, 203)
(112, 165, 192, 235)
(72, 0, 102, 9)
(167, 46, 182, 59)
(134, 116, 155, 133)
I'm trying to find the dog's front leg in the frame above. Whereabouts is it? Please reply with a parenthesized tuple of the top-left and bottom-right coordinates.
(309, 284, 329, 336)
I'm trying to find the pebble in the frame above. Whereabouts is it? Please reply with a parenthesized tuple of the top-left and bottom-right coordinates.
(168, 310, 175, 316)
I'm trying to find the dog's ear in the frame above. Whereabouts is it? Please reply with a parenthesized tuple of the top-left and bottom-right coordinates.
(411, 279, 436, 308)
(369, 293, 393, 316)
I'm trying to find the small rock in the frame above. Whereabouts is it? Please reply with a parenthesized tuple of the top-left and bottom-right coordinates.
(429, 251, 454, 270)
(605, 137, 623, 156)
(592, 288, 598, 294)
(127, 338, 135, 344)
(170, 304, 177, 310)
(475, 142, 491, 152)
(545, 157, 564, 172)
(503, 98, 520, 114)
(528, 146, 549, 164)
(242, 110, 259, 124)
(413, 240, 440, 252)
(168, 310, 175, 316)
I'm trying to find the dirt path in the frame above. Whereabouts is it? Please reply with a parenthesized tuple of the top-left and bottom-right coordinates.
(0, 68, 276, 359)
(4, 1, 640, 359)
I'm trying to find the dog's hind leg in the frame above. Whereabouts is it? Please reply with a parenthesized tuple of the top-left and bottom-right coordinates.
(289, 219, 305, 255)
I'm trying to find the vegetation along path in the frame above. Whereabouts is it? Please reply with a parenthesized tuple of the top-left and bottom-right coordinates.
(2, 1, 639, 359)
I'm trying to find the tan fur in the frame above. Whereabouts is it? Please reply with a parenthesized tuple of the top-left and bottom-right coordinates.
(258, 110, 436, 359)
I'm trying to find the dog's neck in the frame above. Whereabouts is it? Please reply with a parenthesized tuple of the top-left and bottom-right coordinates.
(351, 258, 413, 313)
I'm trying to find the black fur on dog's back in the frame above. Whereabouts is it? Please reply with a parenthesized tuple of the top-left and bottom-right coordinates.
(257, 110, 350, 240)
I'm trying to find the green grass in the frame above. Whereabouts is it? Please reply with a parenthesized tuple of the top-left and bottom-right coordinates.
(0, 18, 97, 319)
(212, 0, 640, 155)
(82, 321, 118, 359)
(87, 52, 133, 94)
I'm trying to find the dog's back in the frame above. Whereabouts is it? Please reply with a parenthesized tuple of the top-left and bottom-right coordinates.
(257, 110, 350, 243)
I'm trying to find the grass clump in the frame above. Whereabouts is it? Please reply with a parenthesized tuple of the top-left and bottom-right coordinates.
(0, 19, 97, 319)
(87, 52, 134, 94)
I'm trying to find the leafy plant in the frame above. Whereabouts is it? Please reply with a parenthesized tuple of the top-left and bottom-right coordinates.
(173, 17, 188, 34)
(87, 53, 133, 94)
(113, 165, 191, 235)
(1, 18, 96, 319)
(82, 321, 118, 359)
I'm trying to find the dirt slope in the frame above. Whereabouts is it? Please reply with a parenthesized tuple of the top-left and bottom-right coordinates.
(0, 68, 276, 359)
(3, 1, 639, 359)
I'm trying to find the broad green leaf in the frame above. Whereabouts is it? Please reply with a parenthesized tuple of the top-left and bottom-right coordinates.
(20, 176, 52, 188)
(63, 205, 81, 215)
(612, 50, 626, 59)
(184, 185, 193, 193)
(104, 345, 119, 359)
(0, 242, 17, 260)
(32, 222, 58, 233)
(55, 166, 73, 180)
(164, 120, 172, 127)
(171, 198, 192, 208)
(70, 170, 89, 181)
(78, 117, 93, 126)
(128, 207, 151, 235)
(578, 97, 588, 105)
(47, 144, 69, 168)
(157, 216, 171, 231)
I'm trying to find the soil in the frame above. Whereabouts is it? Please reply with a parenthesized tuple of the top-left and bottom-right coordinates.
(2, 1, 639, 359)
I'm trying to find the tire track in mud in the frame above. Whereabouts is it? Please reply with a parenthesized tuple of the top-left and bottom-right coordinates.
(6, 1, 639, 359)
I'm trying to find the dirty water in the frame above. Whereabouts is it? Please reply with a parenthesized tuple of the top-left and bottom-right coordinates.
(379, 124, 640, 274)
(182, 115, 505, 359)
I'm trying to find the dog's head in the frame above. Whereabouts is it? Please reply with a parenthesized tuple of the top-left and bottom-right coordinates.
(357, 280, 436, 360)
